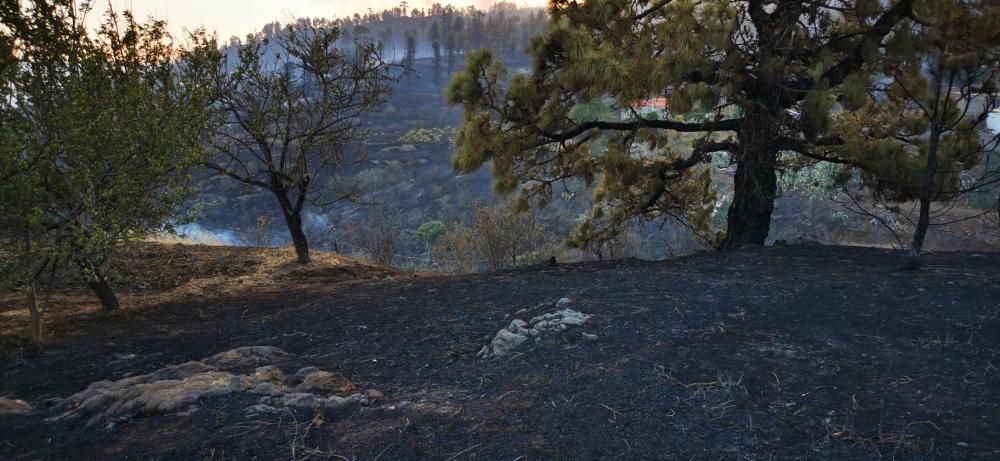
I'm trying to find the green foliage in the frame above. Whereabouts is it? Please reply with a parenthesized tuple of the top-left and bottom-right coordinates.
(831, 0, 1000, 203)
(447, 0, 928, 248)
(415, 220, 447, 244)
(399, 127, 455, 144)
(569, 99, 617, 123)
(515, 251, 544, 266)
(778, 160, 848, 200)
(0, 1, 218, 312)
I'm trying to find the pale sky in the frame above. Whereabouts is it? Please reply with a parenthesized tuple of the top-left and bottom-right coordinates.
(88, 1, 546, 40)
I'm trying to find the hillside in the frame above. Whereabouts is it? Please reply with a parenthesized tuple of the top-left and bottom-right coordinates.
(2, 245, 999, 460)
(0, 242, 403, 347)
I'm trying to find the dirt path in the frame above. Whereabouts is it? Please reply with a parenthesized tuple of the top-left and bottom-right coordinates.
(2, 246, 999, 460)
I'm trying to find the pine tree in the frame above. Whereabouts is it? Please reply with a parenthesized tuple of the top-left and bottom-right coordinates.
(831, 0, 1000, 269)
(448, 0, 932, 249)
(403, 30, 417, 77)
(430, 21, 442, 84)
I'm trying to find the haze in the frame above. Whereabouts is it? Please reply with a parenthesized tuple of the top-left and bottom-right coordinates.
(91, 0, 546, 39)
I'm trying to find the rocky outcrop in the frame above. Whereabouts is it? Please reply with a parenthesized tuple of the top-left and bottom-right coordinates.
(47, 346, 371, 427)
(478, 298, 594, 359)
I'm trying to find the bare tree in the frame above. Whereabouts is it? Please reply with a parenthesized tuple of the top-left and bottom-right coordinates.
(205, 19, 393, 263)
(470, 201, 541, 271)
(349, 208, 402, 266)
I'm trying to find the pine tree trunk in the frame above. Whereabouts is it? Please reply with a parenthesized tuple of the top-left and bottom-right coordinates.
(721, 110, 780, 250)
(87, 276, 120, 312)
(275, 191, 311, 264)
(904, 123, 941, 270)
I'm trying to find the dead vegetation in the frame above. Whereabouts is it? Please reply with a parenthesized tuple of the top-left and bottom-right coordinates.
(0, 242, 404, 345)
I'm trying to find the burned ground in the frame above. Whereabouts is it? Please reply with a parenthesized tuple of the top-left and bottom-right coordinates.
(2, 245, 999, 460)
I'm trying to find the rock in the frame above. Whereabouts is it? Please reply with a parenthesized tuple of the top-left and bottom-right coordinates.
(364, 389, 386, 401)
(555, 309, 590, 326)
(479, 301, 593, 359)
(771, 239, 787, 247)
(148, 361, 217, 382)
(297, 371, 356, 394)
(250, 383, 283, 396)
(271, 392, 363, 410)
(245, 404, 280, 416)
(286, 366, 318, 386)
(109, 353, 136, 363)
(556, 298, 572, 308)
(45, 346, 368, 426)
(483, 328, 530, 358)
(277, 392, 319, 408)
(0, 397, 32, 415)
(203, 346, 289, 368)
(250, 366, 285, 385)
(48, 370, 249, 426)
(582, 333, 599, 342)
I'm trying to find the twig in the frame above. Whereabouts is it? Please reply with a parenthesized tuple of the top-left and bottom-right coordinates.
(444, 443, 482, 461)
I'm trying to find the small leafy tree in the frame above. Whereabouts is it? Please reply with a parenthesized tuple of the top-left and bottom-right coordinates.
(416, 220, 447, 260)
(0, 2, 217, 320)
(204, 19, 393, 264)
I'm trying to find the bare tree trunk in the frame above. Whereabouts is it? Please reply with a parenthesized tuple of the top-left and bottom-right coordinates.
(78, 259, 119, 311)
(275, 191, 311, 264)
(87, 276, 120, 312)
(27, 282, 43, 341)
(904, 123, 942, 271)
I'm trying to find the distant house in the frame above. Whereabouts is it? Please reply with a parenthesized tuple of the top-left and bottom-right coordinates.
(988, 109, 1000, 133)
(954, 91, 998, 121)
(621, 97, 670, 120)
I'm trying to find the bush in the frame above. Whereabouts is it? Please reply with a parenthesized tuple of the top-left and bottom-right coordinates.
(348, 208, 402, 266)
(398, 127, 455, 144)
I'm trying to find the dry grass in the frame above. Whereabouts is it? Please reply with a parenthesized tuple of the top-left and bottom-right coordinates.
(0, 242, 406, 343)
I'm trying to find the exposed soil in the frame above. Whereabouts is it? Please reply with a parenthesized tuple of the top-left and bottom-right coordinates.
(2, 245, 999, 460)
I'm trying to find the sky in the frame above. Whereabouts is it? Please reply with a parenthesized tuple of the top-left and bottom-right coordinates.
(87, 1, 546, 40)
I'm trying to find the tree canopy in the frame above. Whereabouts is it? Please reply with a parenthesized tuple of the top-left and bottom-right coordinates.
(447, 0, 959, 249)
(204, 19, 394, 264)
(0, 1, 218, 322)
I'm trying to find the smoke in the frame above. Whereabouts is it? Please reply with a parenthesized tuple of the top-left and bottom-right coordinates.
(303, 211, 333, 234)
(175, 223, 243, 246)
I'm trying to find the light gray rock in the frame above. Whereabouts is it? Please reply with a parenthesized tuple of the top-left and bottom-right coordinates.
(271, 392, 363, 410)
(203, 346, 289, 368)
(479, 301, 593, 359)
(249, 366, 285, 385)
(46, 346, 368, 426)
(0, 397, 32, 415)
(48, 370, 249, 426)
(148, 361, 216, 382)
(250, 383, 283, 396)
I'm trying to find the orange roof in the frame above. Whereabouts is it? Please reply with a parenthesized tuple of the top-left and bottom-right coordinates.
(634, 98, 669, 110)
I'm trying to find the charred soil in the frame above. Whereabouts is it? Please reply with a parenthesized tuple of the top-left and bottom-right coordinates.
(2, 245, 999, 460)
